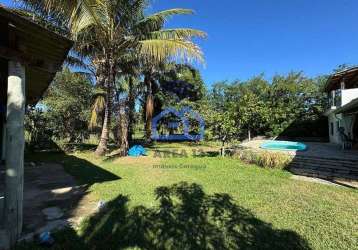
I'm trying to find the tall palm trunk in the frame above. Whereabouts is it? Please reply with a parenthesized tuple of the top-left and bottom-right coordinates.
(95, 57, 115, 156)
(95, 79, 112, 156)
(128, 76, 136, 142)
(91, 61, 106, 136)
(117, 102, 129, 156)
(144, 73, 154, 142)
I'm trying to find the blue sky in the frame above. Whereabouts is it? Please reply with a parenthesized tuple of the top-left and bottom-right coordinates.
(2, 0, 358, 86)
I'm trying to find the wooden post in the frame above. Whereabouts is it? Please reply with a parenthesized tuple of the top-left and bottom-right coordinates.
(341, 79, 345, 90)
(3, 60, 26, 248)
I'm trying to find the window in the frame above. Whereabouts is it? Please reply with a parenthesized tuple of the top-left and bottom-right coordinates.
(330, 122, 334, 136)
(336, 121, 340, 132)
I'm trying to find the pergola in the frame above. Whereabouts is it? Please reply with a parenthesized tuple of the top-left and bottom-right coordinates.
(0, 6, 72, 249)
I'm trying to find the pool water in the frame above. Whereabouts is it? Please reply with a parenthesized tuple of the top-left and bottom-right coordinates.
(260, 141, 307, 151)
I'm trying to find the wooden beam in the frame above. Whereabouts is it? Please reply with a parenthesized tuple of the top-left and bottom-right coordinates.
(0, 46, 58, 73)
(4, 60, 26, 248)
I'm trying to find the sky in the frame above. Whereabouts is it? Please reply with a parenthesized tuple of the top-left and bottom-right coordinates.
(2, 0, 358, 86)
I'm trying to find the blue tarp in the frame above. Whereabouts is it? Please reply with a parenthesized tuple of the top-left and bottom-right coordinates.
(128, 145, 147, 157)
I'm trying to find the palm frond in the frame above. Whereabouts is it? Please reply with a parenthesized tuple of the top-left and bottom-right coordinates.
(139, 39, 204, 64)
(148, 29, 207, 40)
(135, 8, 194, 33)
(18, 0, 101, 36)
(70, 0, 102, 35)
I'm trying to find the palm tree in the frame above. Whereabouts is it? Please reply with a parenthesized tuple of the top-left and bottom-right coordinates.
(135, 10, 206, 142)
(21, 0, 206, 156)
(79, 1, 206, 155)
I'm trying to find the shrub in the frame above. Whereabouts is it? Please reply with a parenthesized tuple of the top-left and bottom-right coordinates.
(25, 107, 54, 151)
(232, 148, 292, 169)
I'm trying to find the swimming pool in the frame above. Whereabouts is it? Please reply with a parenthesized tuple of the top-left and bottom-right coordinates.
(260, 141, 307, 151)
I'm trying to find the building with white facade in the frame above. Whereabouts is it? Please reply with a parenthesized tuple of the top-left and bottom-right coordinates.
(324, 67, 358, 147)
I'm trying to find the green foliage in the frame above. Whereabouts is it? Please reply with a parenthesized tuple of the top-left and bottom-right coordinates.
(205, 72, 328, 140)
(233, 148, 292, 169)
(208, 111, 237, 143)
(41, 68, 94, 142)
(234, 92, 270, 137)
(159, 64, 206, 103)
(25, 106, 54, 150)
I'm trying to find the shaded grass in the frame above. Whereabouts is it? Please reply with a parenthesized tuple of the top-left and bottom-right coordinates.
(20, 143, 358, 250)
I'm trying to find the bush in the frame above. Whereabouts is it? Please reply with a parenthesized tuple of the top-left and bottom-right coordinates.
(25, 107, 54, 151)
(232, 148, 292, 169)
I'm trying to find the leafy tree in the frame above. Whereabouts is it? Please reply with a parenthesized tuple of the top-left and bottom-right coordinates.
(206, 72, 327, 141)
(209, 111, 237, 156)
(42, 68, 93, 143)
(234, 92, 270, 140)
(25, 106, 54, 150)
(159, 64, 206, 104)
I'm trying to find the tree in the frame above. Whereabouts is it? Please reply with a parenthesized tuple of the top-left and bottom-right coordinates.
(21, 0, 206, 155)
(209, 111, 237, 156)
(234, 92, 270, 140)
(42, 68, 93, 142)
(79, 3, 206, 154)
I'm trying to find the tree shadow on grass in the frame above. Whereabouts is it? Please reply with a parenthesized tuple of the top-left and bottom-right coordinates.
(17, 182, 311, 250)
(25, 151, 120, 185)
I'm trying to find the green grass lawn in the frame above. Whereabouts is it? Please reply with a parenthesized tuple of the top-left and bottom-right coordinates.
(20, 143, 358, 250)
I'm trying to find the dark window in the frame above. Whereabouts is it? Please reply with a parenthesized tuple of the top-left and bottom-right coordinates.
(330, 122, 334, 136)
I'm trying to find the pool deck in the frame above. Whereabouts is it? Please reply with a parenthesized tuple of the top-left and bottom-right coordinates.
(241, 140, 358, 187)
(241, 140, 358, 161)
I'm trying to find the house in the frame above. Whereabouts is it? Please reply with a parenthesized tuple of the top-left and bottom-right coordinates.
(324, 67, 358, 147)
(151, 107, 205, 141)
(0, 6, 72, 249)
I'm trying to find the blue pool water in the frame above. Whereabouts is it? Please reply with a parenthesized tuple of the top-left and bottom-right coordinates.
(260, 141, 307, 151)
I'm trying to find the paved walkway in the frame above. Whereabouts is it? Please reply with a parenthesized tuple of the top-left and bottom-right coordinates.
(0, 162, 98, 241)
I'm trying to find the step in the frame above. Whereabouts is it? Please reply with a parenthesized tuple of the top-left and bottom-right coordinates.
(290, 167, 358, 180)
(293, 157, 358, 166)
(289, 162, 358, 172)
(290, 166, 358, 178)
(294, 156, 358, 165)
(288, 155, 358, 181)
(292, 159, 358, 168)
(289, 162, 357, 172)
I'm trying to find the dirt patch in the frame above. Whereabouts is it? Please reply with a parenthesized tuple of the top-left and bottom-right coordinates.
(113, 156, 161, 166)
(22, 163, 98, 236)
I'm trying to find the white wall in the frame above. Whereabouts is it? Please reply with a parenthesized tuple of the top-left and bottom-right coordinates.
(328, 113, 354, 144)
(326, 88, 358, 144)
(328, 113, 340, 144)
(342, 88, 358, 106)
